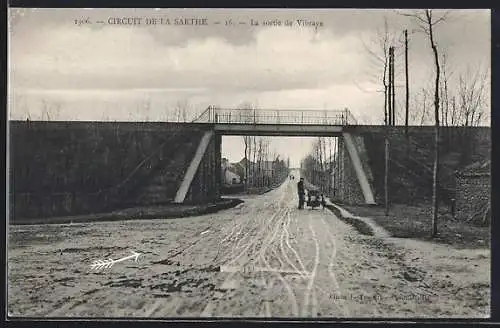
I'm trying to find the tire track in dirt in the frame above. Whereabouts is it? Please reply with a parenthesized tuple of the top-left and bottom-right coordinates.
(258, 207, 299, 316)
(202, 187, 290, 316)
(319, 215, 351, 317)
(227, 213, 255, 256)
(211, 183, 299, 317)
(223, 184, 289, 268)
(302, 213, 320, 317)
(294, 210, 319, 318)
(255, 208, 286, 261)
(289, 207, 311, 273)
(260, 247, 299, 316)
(280, 210, 308, 278)
(224, 207, 284, 268)
(213, 210, 255, 262)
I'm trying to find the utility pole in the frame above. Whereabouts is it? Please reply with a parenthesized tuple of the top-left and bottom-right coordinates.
(404, 29, 409, 137)
(388, 47, 393, 126)
(391, 46, 396, 126)
(385, 46, 394, 216)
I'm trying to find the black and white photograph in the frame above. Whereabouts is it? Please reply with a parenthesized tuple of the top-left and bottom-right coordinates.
(7, 8, 490, 318)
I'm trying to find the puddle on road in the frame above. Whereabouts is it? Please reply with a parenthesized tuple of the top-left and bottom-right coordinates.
(149, 277, 209, 293)
(61, 246, 127, 253)
(104, 278, 144, 288)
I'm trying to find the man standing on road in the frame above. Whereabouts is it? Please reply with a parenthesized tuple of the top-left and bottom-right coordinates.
(297, 177, 305, 209)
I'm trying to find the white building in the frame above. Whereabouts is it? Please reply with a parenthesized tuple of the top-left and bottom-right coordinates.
(221, 158, 242, 185)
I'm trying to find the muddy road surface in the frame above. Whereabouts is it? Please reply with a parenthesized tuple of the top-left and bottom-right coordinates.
(8, 177, 489, 318)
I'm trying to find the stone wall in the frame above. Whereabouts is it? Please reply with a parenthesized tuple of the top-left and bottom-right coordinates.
(455, 173, 490, 221)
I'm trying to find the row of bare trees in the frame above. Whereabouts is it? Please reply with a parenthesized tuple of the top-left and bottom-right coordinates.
(17, 98, 200, 122)
(363, 13, 489, 129)
(406, 61, 489, 128)
(300, 137, 339, 195)
(241, 134, 289, 189)
(370, 10, 489, 236)
(239, 103, 290, 190)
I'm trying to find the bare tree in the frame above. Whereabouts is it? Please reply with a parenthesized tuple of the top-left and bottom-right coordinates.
(433, 61, 488, 128)
(404, 29, 410, 136)
(360, 17, 399, 125)
(142, 99, 151, 122)
(174, 99, 189, 122)
(239, 102, 256, 189)
(257, 138, 264, 188)
(420, 88, 430, 125)
(252, 136, 257, 186)
(40, 99, 61, 121)
(402, 9, 450, 237)
(319, 138, 325, 190)
(456, 64, 489, 127)
(440, 53, 452, 127)
(271, 149, 278, 185)
(16, 95, 32, 121)
(161, 102, 170, 122)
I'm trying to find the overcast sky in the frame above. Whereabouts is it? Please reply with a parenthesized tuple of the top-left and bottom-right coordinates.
(8, 8, 490, 165)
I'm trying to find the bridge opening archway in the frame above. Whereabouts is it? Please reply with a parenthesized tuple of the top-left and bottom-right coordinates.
(174, 107, 376, 206)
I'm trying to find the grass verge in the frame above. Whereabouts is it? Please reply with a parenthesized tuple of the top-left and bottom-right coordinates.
(339, 203, 489, 249)
(325, 204, 374, 236)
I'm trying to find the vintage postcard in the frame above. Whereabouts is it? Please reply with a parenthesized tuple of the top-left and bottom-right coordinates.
(7, 8, 490, 319)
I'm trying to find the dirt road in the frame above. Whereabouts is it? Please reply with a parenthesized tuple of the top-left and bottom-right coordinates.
(8, 175, 490, 318)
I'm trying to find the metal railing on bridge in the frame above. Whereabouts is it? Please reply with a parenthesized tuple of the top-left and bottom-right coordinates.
(194, 106, 358, 126)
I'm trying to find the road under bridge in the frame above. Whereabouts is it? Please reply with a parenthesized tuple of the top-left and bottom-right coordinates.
(174, 107, 375, 205)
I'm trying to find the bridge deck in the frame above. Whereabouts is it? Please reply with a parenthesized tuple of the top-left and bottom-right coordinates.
(214, 123, 344, 136)
(194, 107, 357, 126)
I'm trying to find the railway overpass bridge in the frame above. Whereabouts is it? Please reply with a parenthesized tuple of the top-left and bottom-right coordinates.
(10, 112, 490, 220)
(174, 106, 376, 206)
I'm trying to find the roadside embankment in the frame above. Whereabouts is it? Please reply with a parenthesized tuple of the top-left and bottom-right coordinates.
(11, 198, 243, 226)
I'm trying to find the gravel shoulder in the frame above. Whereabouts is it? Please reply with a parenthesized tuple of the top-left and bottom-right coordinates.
(7, 178, 490, 318)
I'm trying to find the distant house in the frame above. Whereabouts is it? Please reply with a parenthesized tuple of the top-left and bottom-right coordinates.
(237, 158, 255, 184)
(455, 160, 490, 223)
(224, 170, 241, 185)
(221, 158, 242, 185)
(237, 158, 275, 182)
